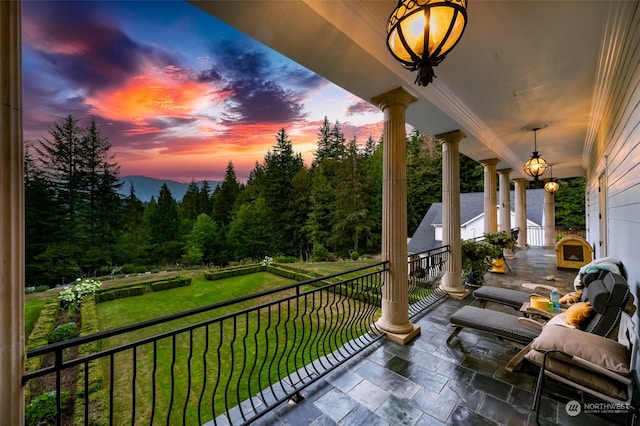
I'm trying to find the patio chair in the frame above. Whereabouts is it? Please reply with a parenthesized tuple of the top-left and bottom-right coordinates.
(528, 310, 637, 424)
(446, 270, 632, 349)
(471, 257, 626, 312)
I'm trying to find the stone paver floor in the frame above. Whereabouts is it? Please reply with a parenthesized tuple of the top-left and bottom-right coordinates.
(256, 248, 635, 425)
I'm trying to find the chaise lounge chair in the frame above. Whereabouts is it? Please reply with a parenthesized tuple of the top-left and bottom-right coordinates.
(471, 257, 627, 312)
(527, 310, 638, 423)
(447, 270, 632, 348)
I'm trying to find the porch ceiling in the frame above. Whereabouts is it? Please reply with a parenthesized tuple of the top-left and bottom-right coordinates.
(190, 1, 628, 180)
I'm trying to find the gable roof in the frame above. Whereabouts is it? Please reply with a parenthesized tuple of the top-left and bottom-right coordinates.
(408, 188, 545, 254)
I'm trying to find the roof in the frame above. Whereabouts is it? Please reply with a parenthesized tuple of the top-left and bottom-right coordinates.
(408, 188, 545, 254)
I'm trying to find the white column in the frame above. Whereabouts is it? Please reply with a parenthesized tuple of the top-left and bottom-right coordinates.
(439, 130, 468, 299)
(480, 158, 499, 234)
(514, 178, 528, 248)
(1, 1, 25, 423)
(371, 87, 420, 344)
(498, 168, 513, 257)
(544, 185, 556, 247)
(498, 169, 512, 232)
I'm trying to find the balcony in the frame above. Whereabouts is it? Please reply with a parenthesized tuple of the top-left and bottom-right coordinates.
(24, 246, 632, 425)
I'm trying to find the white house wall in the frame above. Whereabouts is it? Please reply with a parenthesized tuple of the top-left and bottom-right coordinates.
(586, 2, 640, 301)
(585, 3, 640, 328)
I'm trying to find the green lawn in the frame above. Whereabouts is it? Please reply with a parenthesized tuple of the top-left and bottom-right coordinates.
(299, 259, 382, 277)
(95, 267, 378, 424)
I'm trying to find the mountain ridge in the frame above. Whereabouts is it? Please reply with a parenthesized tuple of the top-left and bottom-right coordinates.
(118, 175, 221, 202)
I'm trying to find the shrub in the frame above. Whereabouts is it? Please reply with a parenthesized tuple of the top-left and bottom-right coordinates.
(150, 277, 191, 292)
(35, 285, 49, 293)
(311, 243, 328, 262)
(49, 322, 77, 343)
(58, 278, 101, 311)
(121, 264, 137, 274)
(260, 256, 274, 266)
(94, 286, 145, 303)
(350, 251, 360, 261)
(274, 256, 297, 263)
(204, 265, 264, 281)
(26, 390, 70, 426)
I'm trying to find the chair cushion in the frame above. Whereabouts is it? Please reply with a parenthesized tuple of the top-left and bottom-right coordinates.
(564, 302, 593, 328)
(529, 324, 630, 374)
(472, 286, 532, 309)
(525, 349, 628, 400)
(581, 272, 629, 337)
(449, 305, 541, 345)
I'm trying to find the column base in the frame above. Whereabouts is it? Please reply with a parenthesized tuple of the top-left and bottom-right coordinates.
(372, 321, 421, 345)
(439, 283, 469, 300)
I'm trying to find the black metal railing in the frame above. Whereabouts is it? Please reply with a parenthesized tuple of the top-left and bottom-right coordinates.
(23, 263, 389, 426)
(408, 245, 450, 318)
(23, 248, 452, 425)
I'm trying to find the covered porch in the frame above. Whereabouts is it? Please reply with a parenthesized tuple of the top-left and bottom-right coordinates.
(258, 248, 615, 426)
(3, 1, 640, 424)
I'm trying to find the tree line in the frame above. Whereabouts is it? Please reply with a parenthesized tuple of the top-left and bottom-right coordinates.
(25, 114, 581, 288)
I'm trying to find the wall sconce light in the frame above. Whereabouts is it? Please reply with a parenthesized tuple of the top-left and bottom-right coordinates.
(386, 0, 468, 86)
(544, 165, 560, 193)
(523, 127, 549, 181)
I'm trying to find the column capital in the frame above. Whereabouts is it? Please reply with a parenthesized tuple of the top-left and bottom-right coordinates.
(497, 168, 512, 175)
(436, 129, 467, 144)
(513, 177, 528, 184)
(371, 87, 417, 111)
(479, 158, 500, 166)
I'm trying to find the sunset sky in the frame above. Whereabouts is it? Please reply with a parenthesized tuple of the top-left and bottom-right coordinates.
(22, 1, 385, 182)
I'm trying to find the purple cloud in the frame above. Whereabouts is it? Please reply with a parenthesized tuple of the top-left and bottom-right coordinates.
(346, 100, 379, 116)
(198, 40, 327, 125)
(23, 1, 177, 95)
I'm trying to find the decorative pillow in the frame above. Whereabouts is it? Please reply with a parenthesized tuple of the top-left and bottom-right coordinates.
(559, 290, 582, 305)
(564, 301, 593, 328)
(529, 324, 630, 374)
(545, 314, 575, 329)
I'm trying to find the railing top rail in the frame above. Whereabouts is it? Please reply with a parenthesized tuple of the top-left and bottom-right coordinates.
(27, 260, 388, 357)
(408, 245, 449, 258)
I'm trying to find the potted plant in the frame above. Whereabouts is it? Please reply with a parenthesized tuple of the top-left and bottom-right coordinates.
(483, 231, 518, 252)
(461, 239, 503, 286)
(483, 231, 518, 273)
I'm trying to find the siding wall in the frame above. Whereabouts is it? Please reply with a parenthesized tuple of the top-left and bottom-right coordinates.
(583, 0, 640, 386)
(586, 2, 640, 306)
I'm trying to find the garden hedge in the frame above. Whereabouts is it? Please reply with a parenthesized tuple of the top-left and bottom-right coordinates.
(24, 299, 60, 403)
(94, 276, 191, 303)
(203, 265, 265, 281)
(74, 295, 108, 425)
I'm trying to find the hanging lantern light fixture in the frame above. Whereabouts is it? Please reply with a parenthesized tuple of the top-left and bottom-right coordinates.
(523, 127, 549, 181)
(544, 165, 560, 193)
(386, 0, 468, 86)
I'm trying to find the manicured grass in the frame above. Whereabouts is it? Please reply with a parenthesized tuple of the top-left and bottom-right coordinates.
(95, 269, 378, 424)
(298, 259, 382, 277)
(24, 298, 48, 337)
